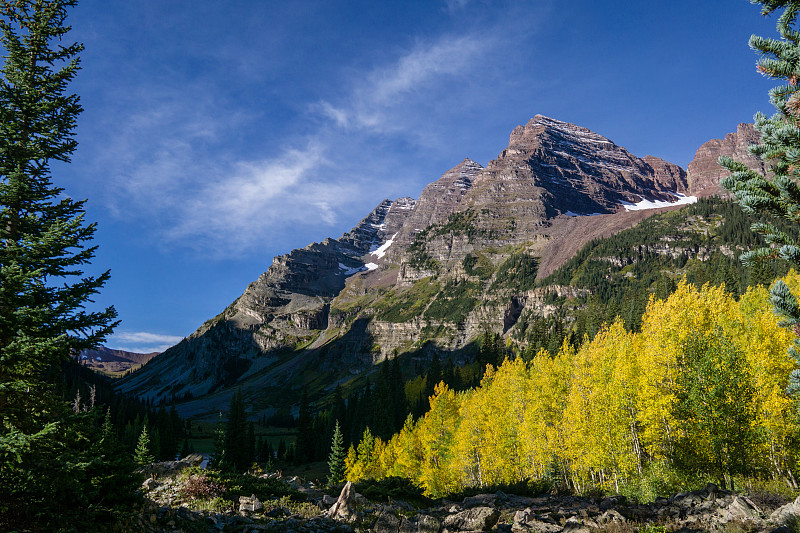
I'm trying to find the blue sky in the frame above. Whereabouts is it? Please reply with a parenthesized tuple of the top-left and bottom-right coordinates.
(52, 1, 778, 353)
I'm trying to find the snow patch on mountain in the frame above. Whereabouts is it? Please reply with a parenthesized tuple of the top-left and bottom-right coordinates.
(370, 232, 397, 259)
(338, 262, 365, 276)
(622, 193, 697, 211)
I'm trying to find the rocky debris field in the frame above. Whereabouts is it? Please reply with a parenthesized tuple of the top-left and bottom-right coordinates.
(125, 458, 800, 533)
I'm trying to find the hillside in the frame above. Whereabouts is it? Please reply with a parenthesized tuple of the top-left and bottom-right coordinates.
(79, 346, 159, 376)
(116, 118, 763, 420)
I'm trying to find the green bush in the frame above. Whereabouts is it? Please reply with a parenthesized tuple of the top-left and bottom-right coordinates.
(355, 477, 432, 508)
(205, 469, 305, 502)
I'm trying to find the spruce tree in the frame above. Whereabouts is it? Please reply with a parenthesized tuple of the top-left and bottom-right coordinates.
(222, 390, 250, 472)
(721, 0, 800, 395)
(0, 0, 120, 525)
(295, 388, 315, 464)
(209, 412, 226, 469)
(0, 0, 116, 427)
(134, 425, 154, 466)
(327, 420, 346, 486)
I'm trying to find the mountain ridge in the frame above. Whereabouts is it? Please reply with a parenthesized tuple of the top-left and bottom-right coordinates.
(116, 116, 762, 418)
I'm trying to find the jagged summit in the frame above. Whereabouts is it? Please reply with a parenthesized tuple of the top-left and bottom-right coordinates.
(460, 117, 690, 234)
(390, 158, 485, 251)
(117, 115, 737, 416)
(687, 122, 766, 195)
(508, 115, 616, 150)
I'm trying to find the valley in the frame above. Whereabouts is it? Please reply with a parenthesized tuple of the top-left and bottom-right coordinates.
(114, 117, 769, 425)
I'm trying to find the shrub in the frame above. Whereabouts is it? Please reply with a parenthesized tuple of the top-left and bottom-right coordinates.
(180, 473, 226, 500)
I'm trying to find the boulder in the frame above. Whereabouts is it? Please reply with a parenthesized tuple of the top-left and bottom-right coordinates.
(598, 509, 625, 525)
(442, 506, 500, 532)
(371, 510, 401, 532)
(398, 513, 442, 533)
(462, 493, 498, 508)
(238, 494, 263, 513)
(562, 516, 592, 532)
(771, 496, 800, 524)
(137, 453, 205, 478)
(599, 496, 625, 511)
(328, 481, 358, 522)
(727, 495, 762, 520)
(141, 477, 158, 491)
(512, 507, 561, 532)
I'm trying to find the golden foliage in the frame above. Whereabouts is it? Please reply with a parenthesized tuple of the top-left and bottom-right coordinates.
(346, 275, 800, 497)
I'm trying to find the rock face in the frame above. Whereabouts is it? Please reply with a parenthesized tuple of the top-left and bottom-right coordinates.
(392, 158, 484, 250)
(118, 115, 724, 415)
(460, 115, 688, 234)
(687, 122, 768, 194)
(116, 196, 416, 404)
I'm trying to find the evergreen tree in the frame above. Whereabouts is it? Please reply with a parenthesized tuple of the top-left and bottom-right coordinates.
(327, 420, 346, 486)
(223, 391, 250, 472)
(209, 412, 226, 469)
(277, 439, 287, 461)
(101, 406, 115, 450)
(0, 1, 124, 526)
(721, 0, 800, 395)
(296, 388, 315, 464)
(134, 425, 154, 466)
(180, 437, 190, 459)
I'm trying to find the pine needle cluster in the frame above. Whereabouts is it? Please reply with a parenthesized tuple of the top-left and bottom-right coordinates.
(721, 0, 800, 395)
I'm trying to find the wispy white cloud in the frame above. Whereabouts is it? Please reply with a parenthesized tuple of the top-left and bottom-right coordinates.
(315, 33, 491, 133)
(84, 22, 507, 255)
(165, 142, 337, 247)
(109, 331, 184, 353)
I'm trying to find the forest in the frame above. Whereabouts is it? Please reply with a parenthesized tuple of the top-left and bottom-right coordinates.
(342, 278, 800, 499)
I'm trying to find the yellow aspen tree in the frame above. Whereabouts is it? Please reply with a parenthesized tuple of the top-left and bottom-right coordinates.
(735, 281, 797, 484)
(385, 414, 423, 480)
(636, 282, 735, 459)
(453, 381, 490, 488)
(480, 358, 531, 484)
(344, 444, 359, 481)
(562, 320, 640, 493)
(416, 382, 463, 496)
(522, 341, 574, 488)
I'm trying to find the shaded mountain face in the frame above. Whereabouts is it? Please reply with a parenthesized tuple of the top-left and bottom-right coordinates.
(79, 347, 158, 376)
(687, 123, 767, 194)
(116, 117, 762, 418)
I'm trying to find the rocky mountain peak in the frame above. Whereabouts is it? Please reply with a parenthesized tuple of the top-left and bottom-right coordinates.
(461, 117, 689, 231)
(687, 122, 766, 194)
(508, 115, 615, 152)
(118, 115, 719, 412)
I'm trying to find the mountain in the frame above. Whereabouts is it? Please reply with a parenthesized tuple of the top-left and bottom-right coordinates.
(79, 347, 159, 376)
(687, 122, 767, 195)
(116, 116, 762, 419)
(461, 115, 688, 222)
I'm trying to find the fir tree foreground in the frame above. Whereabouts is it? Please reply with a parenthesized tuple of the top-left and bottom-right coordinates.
(721, 0, 800, 394)
(0, 1, 134, 530)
